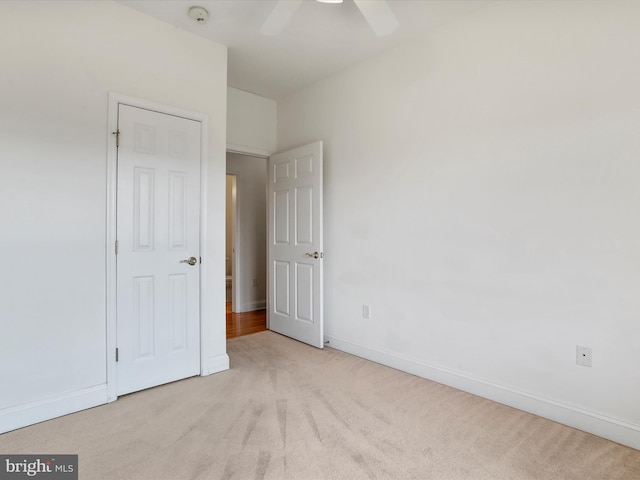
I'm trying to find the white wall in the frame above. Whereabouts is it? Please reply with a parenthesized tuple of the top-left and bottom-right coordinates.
(0, 0, 228, 432)
(227, 87, 277, 156)
(278, 0, 640, 449)
(227, 153, 267, 312)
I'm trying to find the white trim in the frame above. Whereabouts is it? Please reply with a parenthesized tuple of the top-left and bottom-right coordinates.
(324, 334, 640, 450)
(237, 301, 267, 313)
(227, 144, 271, 159)
(202, 353, 230, 376)
(106, 95, 118, 402)
(106, 93, 211, 398)
(198, 112, 211, 377)
(0, 385, 107, 434)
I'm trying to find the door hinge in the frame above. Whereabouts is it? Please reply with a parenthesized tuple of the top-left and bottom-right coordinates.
(115, 240, 119, 255)
(200, 257, 202, 264)
(112, 129, 120, 147)
(115, 348, 119, 362)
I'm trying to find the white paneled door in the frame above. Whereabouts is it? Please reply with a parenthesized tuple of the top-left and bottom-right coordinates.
(116, 104, 201, 396)
(268, 141, 324, 348)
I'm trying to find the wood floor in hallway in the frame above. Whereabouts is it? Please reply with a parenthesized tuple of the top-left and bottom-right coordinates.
(226, 303, 267, 339)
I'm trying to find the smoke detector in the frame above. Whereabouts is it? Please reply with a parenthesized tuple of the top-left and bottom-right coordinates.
(188, 6, 209, 24)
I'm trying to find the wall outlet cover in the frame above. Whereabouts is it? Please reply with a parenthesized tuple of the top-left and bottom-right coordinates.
(576, 345, 592, 367)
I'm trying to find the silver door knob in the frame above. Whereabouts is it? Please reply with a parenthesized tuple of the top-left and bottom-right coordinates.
(305, 252, 320, 259)
(180, 256, 198, 266)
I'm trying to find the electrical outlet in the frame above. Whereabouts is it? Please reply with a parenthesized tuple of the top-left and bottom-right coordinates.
(362, 304, 371, 319)
(576, 345, 592, 367)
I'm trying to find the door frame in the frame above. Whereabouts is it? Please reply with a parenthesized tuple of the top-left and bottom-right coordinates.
(106, 93, 210, 402)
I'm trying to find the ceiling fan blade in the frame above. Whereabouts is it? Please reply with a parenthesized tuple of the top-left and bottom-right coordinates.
(260, 0, 303, 36)
(353, 0, 399, 37)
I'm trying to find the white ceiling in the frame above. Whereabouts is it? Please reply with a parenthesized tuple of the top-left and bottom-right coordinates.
(118, 0, 492, 100)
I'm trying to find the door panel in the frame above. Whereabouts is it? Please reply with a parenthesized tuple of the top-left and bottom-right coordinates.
(116, 104, 201, 396)
(169, 172, 188, 249)
(296, 186, 313, 244)
(295, 262, 313, 322)
(133, 167, 154, 250)
(133, 276, 154, 359)
(168, 273, 188, 351)
(268, 141, 323, 348)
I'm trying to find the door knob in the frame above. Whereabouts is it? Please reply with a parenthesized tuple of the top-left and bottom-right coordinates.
(305, 252, 321, 259)
(180, 256, 198, 266)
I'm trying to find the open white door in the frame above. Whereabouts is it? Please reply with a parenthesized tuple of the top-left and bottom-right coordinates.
(268, 141, 323, 348)
(116, 104, 201, 396)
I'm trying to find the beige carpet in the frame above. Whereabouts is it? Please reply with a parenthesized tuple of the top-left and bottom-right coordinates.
(1, 331, 639, 479)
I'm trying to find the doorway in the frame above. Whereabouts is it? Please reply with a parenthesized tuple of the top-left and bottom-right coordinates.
(226, 174, 237, 310)
(106, 93, 212, 402)
(225, 152, 268, 335)
(225, 143, 324, 347)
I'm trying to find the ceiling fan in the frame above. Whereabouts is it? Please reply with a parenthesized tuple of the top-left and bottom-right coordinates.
(260, 0, 399, 37)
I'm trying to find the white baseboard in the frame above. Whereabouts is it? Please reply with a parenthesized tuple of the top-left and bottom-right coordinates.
(2, 357, 232, 433)
(202, 353, 230, 376)
(0, 385, 108, 434)
(324, 334, 640, 450)
(237, 300, 266, 313)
